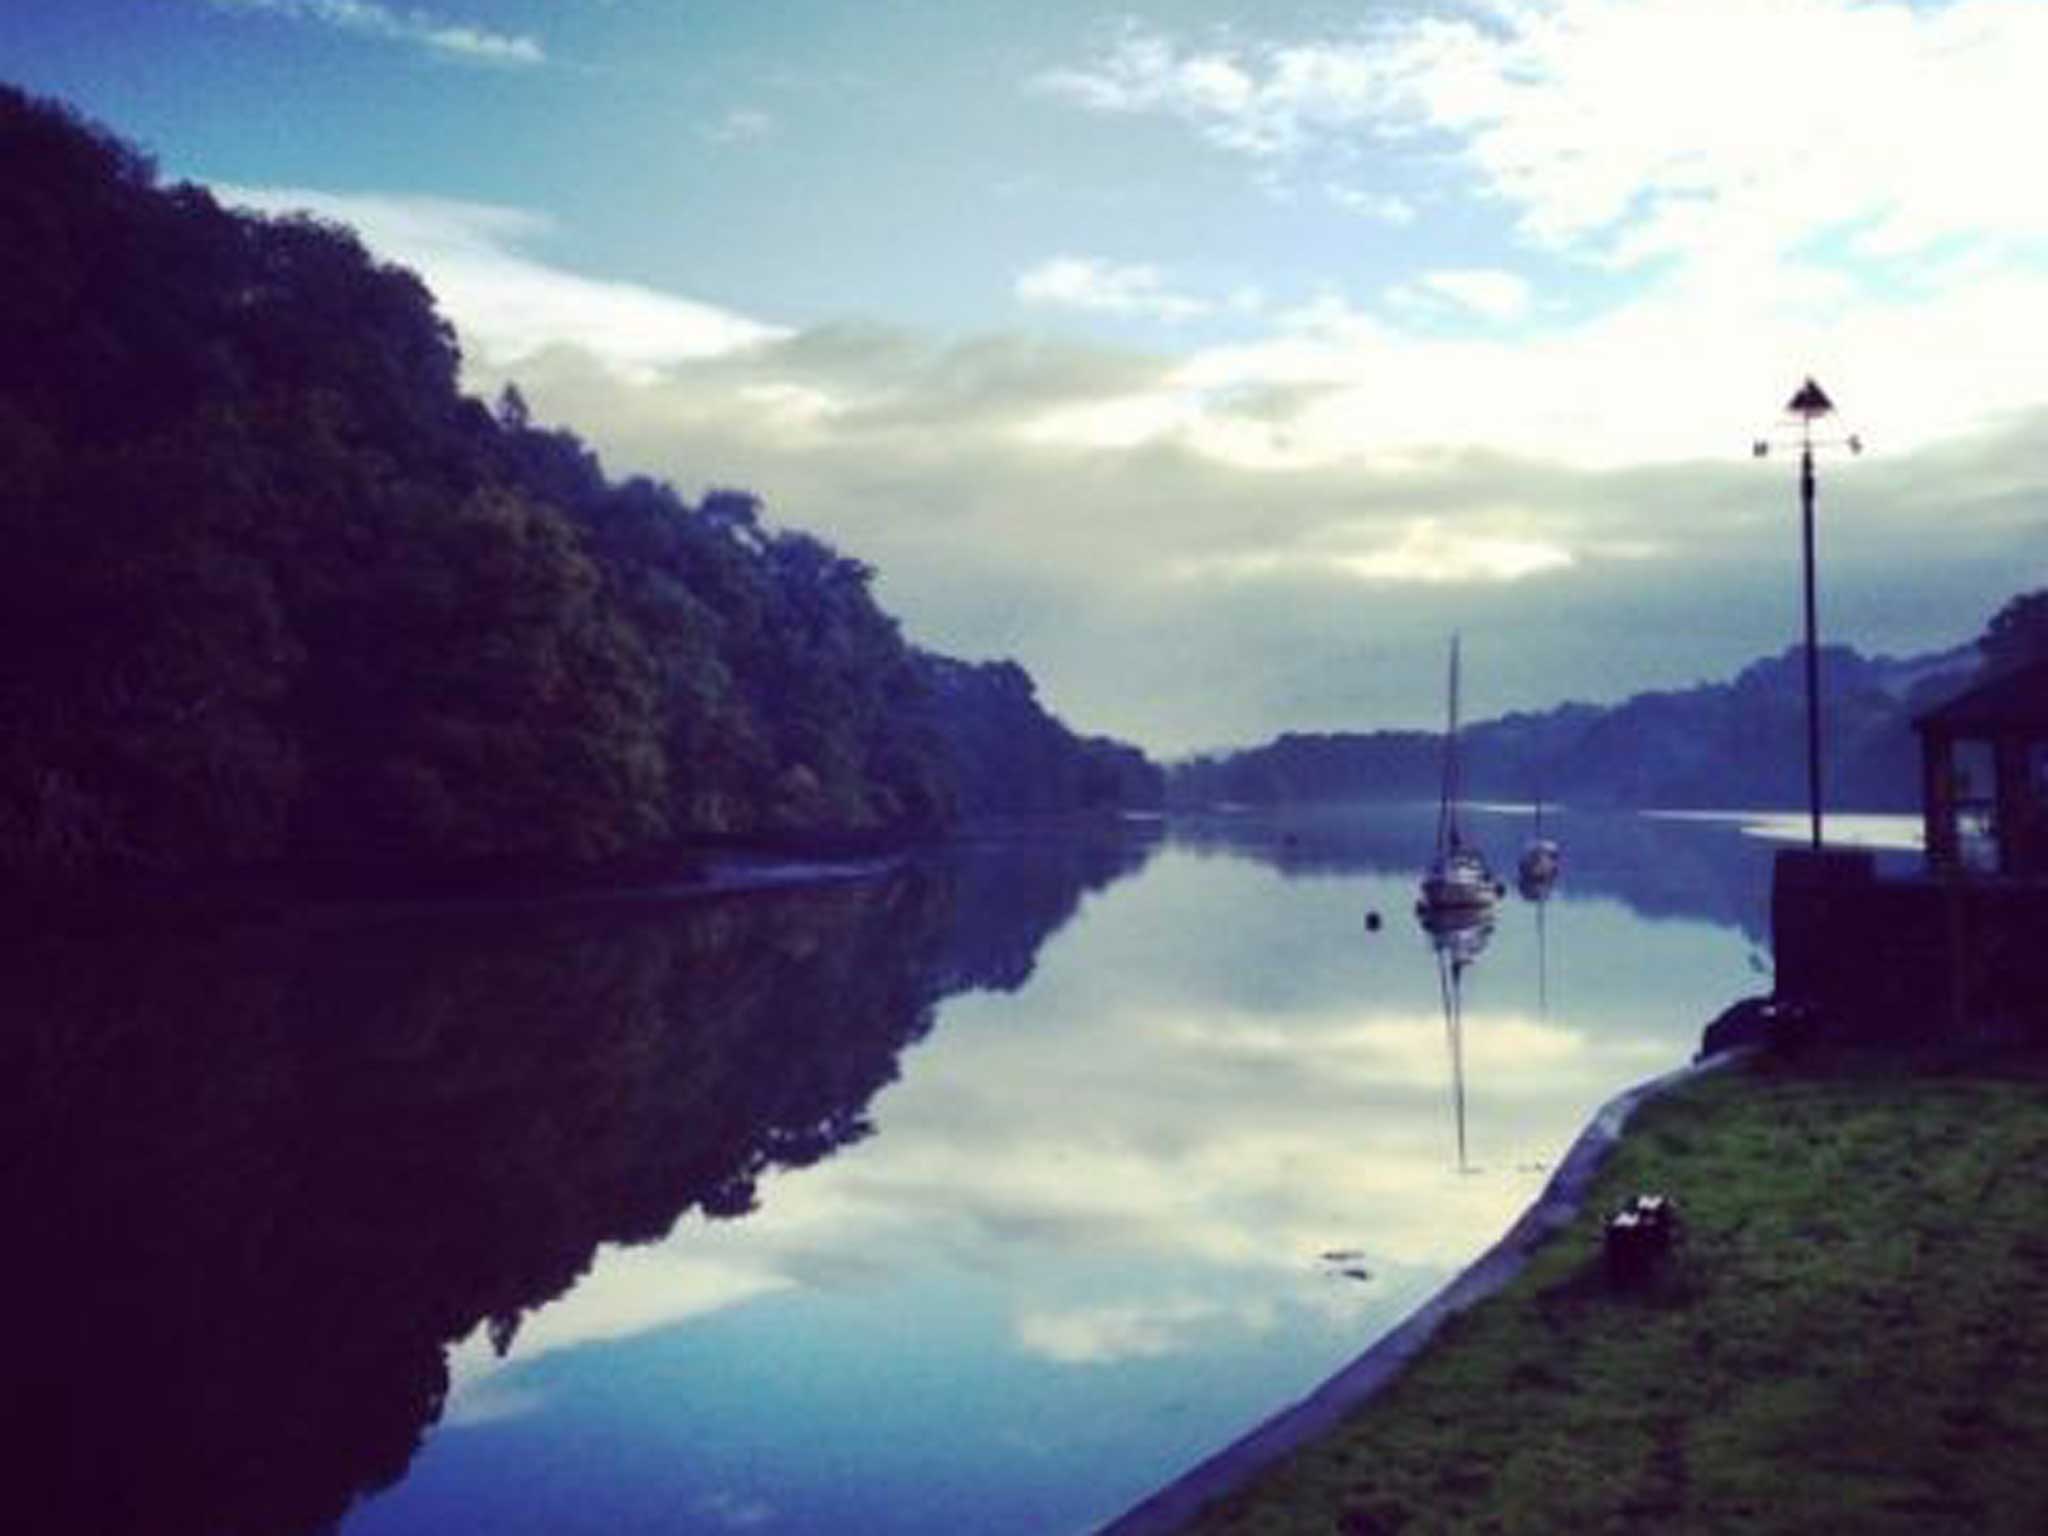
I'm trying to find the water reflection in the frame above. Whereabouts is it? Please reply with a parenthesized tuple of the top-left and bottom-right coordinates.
(1519, 849, 1558, 1018)
(1, 810, 1767, 1536)
(1177, 801, 1919, 951)
(1177, 802, 1779, 941)
(350, 820, 1745, 1536)
(1418, 906, 1494, 1174)
(0, 831, 1154, 1536)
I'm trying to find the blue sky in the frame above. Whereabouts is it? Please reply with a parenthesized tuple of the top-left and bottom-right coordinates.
(9, 1, 2048, 751)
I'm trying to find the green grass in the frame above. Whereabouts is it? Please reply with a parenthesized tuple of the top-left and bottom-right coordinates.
(1181, 1052, 2048, 1535)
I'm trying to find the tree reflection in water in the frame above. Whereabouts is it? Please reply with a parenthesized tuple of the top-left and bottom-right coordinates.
(0, 831, 1154, 1536)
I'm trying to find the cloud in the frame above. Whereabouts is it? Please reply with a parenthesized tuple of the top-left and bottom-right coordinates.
(1016, 5, 2048, 473)
(222, 149, 2048, 751)
(440, 1375, 544, 1427)
(210, 0, 544, 65)
(1013, 1297, 1263, 1366)
(1016, 257, 1211, 323)
(1030, 25, 1361, 159)
(704, 108, 775, 144)
(481, 871, 1751, 1394)
(1391, 269, 1533, 324)
(1169, 520, 1574, 586)
(476, 310, 2045, 747)
(216, 186, 784, 377)
(1324, 184, 1417, 224)
(1037, 3, 2048, 267)
(442, 1247, 793, 1414)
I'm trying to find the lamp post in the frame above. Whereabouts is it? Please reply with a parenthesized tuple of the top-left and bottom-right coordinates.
(1753, 378, 1862, 852)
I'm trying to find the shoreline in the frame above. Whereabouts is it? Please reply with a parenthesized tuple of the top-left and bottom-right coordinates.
(4, 847, 911, 936)
(7, 813, 1161, 935)
(1097, 1043, 1753, 1535)
(280, 848, 911, 932)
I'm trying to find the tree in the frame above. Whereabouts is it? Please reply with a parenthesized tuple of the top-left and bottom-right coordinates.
(1980, 590, 2048, 675)
(0, 81, 1162, 899)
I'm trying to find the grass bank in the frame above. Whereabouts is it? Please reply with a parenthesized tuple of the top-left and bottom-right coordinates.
(1179, 1051, 2048, 1535)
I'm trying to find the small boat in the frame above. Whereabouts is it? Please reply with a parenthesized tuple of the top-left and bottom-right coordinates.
(1517, 792, 1561, 896)
(1419, 635, 1503, 914)
(1425, 844, 1502, 911)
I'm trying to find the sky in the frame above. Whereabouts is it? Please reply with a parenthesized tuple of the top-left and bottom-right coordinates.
(7, 0, 2048, 754)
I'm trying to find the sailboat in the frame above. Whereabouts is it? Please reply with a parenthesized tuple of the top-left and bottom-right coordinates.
(1419, 635, 1503, 914)
(1517, 790, 1561, 896)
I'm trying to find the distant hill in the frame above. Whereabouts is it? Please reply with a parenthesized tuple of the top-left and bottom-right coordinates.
(1170, 638, 1986, 812)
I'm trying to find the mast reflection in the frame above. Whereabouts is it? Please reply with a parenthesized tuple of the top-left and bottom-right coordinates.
(1518, 850, 1559, 1021)
(1417, 905, 1494, 1174)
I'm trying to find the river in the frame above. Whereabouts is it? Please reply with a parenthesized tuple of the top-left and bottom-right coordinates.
(0, 805, 1919, 1535)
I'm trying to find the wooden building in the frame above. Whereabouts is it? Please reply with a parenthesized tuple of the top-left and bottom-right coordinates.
(1915, 661, 2048, 880)
(1768, 662, 2048, 1046)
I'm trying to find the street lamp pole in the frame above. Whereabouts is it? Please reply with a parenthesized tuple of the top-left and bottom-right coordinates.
(1800, 429, 1821, 852)
(1755, 378, 1861, 854)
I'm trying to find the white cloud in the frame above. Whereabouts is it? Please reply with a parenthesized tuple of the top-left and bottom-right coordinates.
(1035, 3, 2048, 268)
(737, 380, 844, 430)
(1016, 257, 1211, 323)
(705, 108, 775, 144)
(1031, 25, 1381, 158)
(211, 0, 544, 65)
(1171, 520, 1575, 586)
(443, 1247, 793, 1415)
(1019, 6, 2048, 468)
(440, 1375, 545, 1427)
(1392, 269, 1533, 324)
(1324, 183, 1417, 224)
(1000, 249, 2048, 472)
(216, 185, 785, 378)
(1013, 1297, 1265, 1365)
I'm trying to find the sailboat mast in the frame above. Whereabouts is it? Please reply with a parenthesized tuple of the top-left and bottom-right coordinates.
(1440, 635, 1463, 852)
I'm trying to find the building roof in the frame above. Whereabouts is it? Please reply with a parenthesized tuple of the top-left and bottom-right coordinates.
(1912, 661, 2048, 735)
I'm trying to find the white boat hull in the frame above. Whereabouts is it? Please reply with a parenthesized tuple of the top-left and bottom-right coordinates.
(1420, 880, 1499, 911)
(1421, 849, 1501, 912)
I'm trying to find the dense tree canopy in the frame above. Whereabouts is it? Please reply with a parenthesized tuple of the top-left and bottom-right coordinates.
(0, 84, 1157, 897)
(1979, 589, 2048, 674)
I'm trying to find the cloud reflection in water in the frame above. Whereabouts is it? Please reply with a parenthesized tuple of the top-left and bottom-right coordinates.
(430, 822, 1756, 1532)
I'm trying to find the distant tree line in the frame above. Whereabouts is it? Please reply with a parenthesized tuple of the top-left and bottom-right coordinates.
(1172, 593, 2048, 813)
(0, 84, 1161, 897)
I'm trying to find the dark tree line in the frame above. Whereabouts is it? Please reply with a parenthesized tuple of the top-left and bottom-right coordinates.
(1172, 594, 2046, 813)
(0, 84, 1159, 897)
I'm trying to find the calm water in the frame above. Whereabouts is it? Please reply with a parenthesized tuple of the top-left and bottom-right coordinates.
(3, 806, 1915, 1535)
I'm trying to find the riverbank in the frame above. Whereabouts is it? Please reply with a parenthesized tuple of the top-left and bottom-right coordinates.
(5, 813, 1168, 935)
(1158, 1047, 2048, 1533)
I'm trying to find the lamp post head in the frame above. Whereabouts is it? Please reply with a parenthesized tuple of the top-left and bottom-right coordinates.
(1786, 377, 1835, 420)
(1753, 381, 1861, 459)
